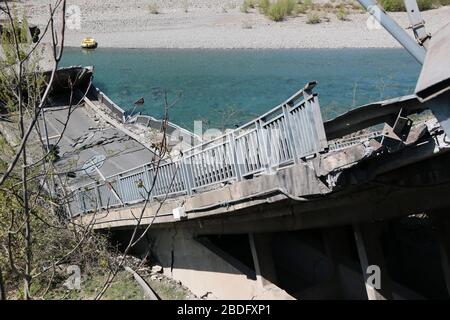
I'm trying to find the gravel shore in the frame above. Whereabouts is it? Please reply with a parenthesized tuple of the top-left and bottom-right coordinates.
(16, 1, 450, 49)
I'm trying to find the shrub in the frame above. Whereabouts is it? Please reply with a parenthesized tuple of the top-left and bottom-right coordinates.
(336, 5, 348, 20)
(259, 0, 271, 14)
(379, 0, 437, 11)
(294, 0, 314, 15)
(281, 0, 296, 15)
(241, 0, 250, 12)
(417, 0, 435, 10)
(378, 0, 405, 11)
(306, 12, 321, 24)
(267, 2, 286, 21)
(295, 4, 308, 14)
(266, 0, 297, 21)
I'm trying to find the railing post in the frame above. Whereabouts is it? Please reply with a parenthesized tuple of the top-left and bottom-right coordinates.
(142, 164, 151, 194)
(256, 120, 271, 170)
(78, 189, 86, 215)
(74, 191, 80, 216)
(282, 104, 300, 164)
(181, 157, 194, 195)
(116, 174, 125, 205)
(228, 132, 242, 181)
(95, 183, 102, 210)
(303, 90, 328, 152)
(144, 165, 156, 200)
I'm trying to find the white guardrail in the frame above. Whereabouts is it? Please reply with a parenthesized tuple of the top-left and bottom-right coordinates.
(69, 82, 328, 216)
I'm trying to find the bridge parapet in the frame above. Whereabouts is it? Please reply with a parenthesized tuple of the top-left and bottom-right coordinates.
(69, 82, 328, 217)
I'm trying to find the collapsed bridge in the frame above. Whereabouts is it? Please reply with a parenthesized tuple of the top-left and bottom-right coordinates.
(43, 1, 450, 300)
(62, 78, 450, 300)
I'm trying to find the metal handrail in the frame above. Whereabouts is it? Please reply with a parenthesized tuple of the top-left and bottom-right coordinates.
(69, 82, 328, 216)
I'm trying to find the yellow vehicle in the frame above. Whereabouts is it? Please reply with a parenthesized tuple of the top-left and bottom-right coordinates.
(81, 37, 98, 49)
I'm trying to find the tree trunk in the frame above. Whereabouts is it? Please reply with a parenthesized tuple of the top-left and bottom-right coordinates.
(23, 158, 32, 300)
(0, 267, 6, 300)
(17, 60, 31, 300)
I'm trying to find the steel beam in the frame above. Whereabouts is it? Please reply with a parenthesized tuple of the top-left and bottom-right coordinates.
(357, 0, 425, 64)
(403, 0, 430, 47)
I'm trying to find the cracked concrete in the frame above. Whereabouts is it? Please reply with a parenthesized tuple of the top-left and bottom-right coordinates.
(41, 102, 156, 190)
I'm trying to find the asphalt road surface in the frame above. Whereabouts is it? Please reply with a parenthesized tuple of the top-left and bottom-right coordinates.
(40, 103, 155, 189)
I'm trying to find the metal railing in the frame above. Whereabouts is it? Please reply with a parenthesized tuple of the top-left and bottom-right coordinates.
(94, 88, 127, 122)
(92, 87, 201, 144)
(69, 82, 328, 216)
(131, 114, 202, 144)
(328, 131, 383, 151)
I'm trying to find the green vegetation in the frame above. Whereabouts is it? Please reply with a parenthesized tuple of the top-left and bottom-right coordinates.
(43, 271, 144, 300)
(306, 12, 321, 24)
(40, 270, 194, 300)
(270, 0, 296, 21)
(241, 0, 297, 21)
(241, 0, 256, 13)
(301, 0, 313, 7)
(247, 0, 448, 23)
(378, 0, 406, 11)
(0, 10, 116, 300)
(0, 166, 114, 299)
(0, 12, 44, 113)
(258, 0, 271, 13)
(255, 0, 356, 21)
(294, 4, 308, 14)
(414, 0, 436, 10)
(267, 2, 287, 21)
(244, 0, 448, 22)
(379, 0, 446, 11)
(146, 276, 193, 300)
(336, 5, 348, 21)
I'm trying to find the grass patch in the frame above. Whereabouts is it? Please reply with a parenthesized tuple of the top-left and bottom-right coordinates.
(43, 271, 146, 300)
(264, 0, 297, 21)
(379, 0, 406, 11)
(294, 3, 308, 14)
(306, 12, 321, 24)
(258, 0, 271, 13)
(379, 0, 443, 11)
(146, 276, 193, 300)
(336, 5, 348, 21)
(39, 269, 195, 300)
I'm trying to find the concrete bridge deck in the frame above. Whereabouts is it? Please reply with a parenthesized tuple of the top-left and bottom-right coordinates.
(76, 115, 450, 232)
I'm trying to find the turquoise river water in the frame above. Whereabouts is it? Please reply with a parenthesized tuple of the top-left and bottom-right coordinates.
(62, 48, 421, 130)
